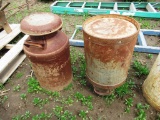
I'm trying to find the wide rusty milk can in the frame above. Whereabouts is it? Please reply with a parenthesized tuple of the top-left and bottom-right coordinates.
(20, 12, 72, 91)
(83, 14, 140, 95)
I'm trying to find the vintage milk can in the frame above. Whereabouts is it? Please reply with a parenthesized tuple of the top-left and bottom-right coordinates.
(21, 12, 72, 91)
(83, 14, 140, 95)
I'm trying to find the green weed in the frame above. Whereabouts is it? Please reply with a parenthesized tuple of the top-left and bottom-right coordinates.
(20, 93, 27, 100)
(53, 106, 76, 120)
(0, 95, 8, 104)
(16, 72, 23, 79)
(124, 98, 133, 113)
(115, 80, 136, 98)
(135, 103, 150, 120)
(27, 77, 60, 97)
(79, 110, 88, 119)
(147, 54, 153, 59)
(132, 60, 149, 77)
(32, 112, 52, 120)
(33, 97, 49, 109)
(62, 96, 74, 105)
(104, 93, 116, 105)
(12, 111, 31, 120)
(74, 92, 93, 110)
(13, 84, 21, 92)
(0, 84, 4, 90)
(64, 83, 73, 90)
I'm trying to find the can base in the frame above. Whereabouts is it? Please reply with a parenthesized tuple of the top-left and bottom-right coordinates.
(94, 86, 114, 96)
(86, 74, 125, 96)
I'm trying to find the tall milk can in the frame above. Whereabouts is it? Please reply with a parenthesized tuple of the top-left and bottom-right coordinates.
(83, 14, 140, 95)
(20, 12, 72, 91)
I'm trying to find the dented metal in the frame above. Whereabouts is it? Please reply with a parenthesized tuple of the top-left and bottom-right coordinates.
(21, 13, 72, 91)
(83, 14, 140, 95)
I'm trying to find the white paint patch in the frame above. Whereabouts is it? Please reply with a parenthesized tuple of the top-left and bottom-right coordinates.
(26, 13, 55, 26)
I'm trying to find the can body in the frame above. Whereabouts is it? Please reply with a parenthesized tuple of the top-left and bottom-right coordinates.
(24, 31, 72, 91)
(83, 15, 140, 95)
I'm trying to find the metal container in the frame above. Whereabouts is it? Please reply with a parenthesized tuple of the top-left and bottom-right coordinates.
(83, 14, 140, 95)
(21, 12, 72, 91)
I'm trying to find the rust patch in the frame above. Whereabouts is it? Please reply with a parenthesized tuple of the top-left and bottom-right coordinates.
(83, 14, 140, 95)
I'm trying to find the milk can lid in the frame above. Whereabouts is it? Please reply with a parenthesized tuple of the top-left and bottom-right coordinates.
(20, 12, 62, 36)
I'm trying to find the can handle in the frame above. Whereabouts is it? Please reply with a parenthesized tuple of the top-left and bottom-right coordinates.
(24, 38, 46, 49)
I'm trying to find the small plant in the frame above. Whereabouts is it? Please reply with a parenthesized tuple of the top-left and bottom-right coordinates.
(132, 60, 149, 77)
(135, 103, 150, 120)
(0, 83, 4, 90)
(115, 80, 135, 98)
(124, 98, 133, 113)
(147, 54, 153, 59)
(32, 112, 52, 120)
(20, 93, 27, 100)
(13, 84, 21, 92)
(53, 106, 76, 120)
(27, 77, 60, 97)
(0, 95, 8, 104)
(80, 79, 87, 86)
(62, 96, 74, 105)
(12, 111, 31, 120)
(104, 93, 116, 105)
(64, 83, 73, 90)
(33, 97, 49, 109)
(74, 92, 93, 110)
(79, 110, 88, 119)
(16, 72, 23, 79)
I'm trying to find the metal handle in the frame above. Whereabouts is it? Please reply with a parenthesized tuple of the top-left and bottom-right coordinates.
(24, 37, 46, 49)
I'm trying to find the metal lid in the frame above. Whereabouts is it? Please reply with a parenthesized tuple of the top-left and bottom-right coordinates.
(20, 12, 62, 36)
(83, 15, 137, 39)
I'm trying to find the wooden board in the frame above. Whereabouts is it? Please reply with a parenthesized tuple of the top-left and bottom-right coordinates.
(0, 53, 26, 84)
(0, 24, 21, 50)
(0, 24, 28, 84)
(0, 24, 18, 40)
(0, 35, 28, 74)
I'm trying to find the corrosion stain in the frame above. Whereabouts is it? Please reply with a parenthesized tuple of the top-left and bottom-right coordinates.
(83, 14, 140, 95)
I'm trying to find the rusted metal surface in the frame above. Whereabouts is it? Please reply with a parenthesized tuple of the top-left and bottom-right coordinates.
(21, 13, 72, 91)
(83, 14, 140, 95)
(20, 12, 62, 36)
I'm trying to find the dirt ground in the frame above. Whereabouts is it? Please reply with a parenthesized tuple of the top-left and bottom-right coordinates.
(0, 0, 160, 120)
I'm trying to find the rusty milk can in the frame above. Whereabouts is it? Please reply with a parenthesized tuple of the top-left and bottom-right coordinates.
(20, 12, 72, 91)
(83, 14, 140, 95)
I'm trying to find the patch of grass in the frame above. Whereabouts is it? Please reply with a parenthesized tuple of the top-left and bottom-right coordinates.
(124, 98, 133, 113)
(135, 103, 150, 120)
(13, 84, 21, 92)
(16, 72, 23, 79)
(20, 93, 27, 100)
(132, 60, 149, 77)
(33, 97, 49, 109)
(12, 111, 31, 120)
(53, 106, 76, 120)
(64, 83, 73, 90)
(103, 93, 116, 105)
(27, 77, 60, 97)
(74, 92, 93, 110)
(115, 80, 136, 98)
(147, 54, 153, 59)
(0, 95, 8, 104)
(32, 112, 52, 120)
(79, 110, 88, 119)
(0, 83, 4, 90)
(62, 96, 74, 105)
